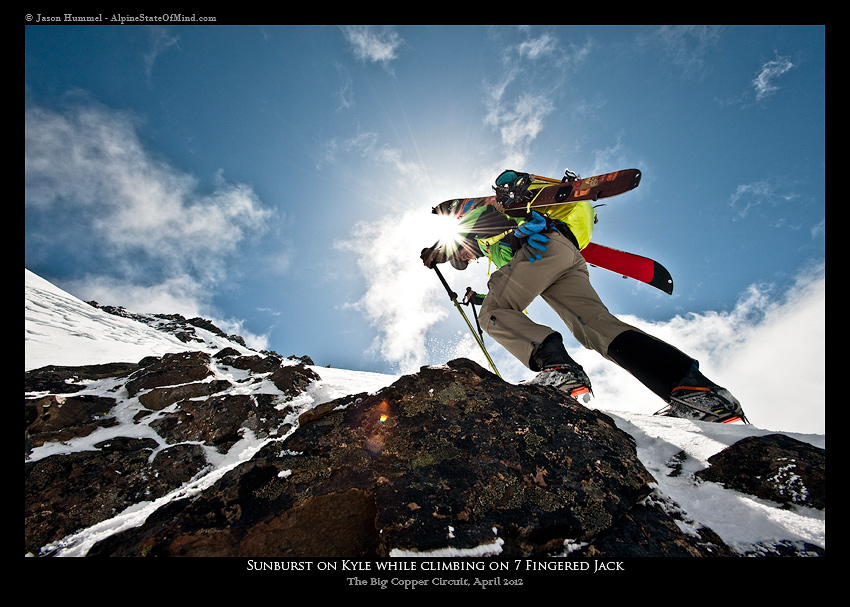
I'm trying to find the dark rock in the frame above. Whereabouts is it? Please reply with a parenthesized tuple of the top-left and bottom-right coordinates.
(125, 351, 213, 397)
(696, 434, 825, 510)
(212, 347, 243, 360)
(570, 492, 736, 557)
(24, 348, 315, 554)
(225, 354, 282, 374)
(25, 441, 209, 555)
(287, 354, 315, 366)
(149, 393, 256, 449)
(269, 363, 321, 397)
(25, 362, 139, 394)
(739, 539, 825, 557)
(87, 359, 725, 558)
(26, 394, 118, 451)
(186, 316, 247, 347)
(138, 379, 233, 411)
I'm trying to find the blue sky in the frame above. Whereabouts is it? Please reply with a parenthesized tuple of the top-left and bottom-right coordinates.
(25, 25, 825, 429)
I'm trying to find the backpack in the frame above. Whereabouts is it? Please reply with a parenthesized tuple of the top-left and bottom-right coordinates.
(494, 169, 597, 248)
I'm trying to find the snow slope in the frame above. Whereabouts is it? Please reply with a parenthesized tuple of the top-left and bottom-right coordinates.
(24, 268, 825, 557)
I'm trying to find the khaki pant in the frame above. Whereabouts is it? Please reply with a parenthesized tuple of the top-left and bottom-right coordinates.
(479, 230, 637, 369)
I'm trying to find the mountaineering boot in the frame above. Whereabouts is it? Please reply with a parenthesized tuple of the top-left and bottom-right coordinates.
(657, 363, 748, 424)
(525, 333, 593, 403)
(528, 366, 593, 403)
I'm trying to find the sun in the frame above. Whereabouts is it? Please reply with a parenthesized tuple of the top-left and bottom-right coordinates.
(432, 212, 465, 249)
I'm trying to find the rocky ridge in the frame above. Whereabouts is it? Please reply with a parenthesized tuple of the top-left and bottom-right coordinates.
(25, 346, 825, 558)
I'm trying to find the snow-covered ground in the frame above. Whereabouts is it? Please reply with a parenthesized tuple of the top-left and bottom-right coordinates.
(24, 269, 825, 557)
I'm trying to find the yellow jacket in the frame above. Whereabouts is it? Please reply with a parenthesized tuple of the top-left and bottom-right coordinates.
(542, 200, 596, 250)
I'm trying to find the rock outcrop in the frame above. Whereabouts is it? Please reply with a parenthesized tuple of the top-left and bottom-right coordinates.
(25, 355, 824, 558)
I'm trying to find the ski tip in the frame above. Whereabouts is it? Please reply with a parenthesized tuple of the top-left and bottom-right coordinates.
(650, 262, 674, 295)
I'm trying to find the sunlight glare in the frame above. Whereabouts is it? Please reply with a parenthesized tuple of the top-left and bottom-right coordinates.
(433, 213, 463, 249)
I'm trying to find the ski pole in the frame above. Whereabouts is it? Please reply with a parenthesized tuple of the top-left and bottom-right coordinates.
(464, 287, 486, 341)
(431, 265, 501, 377)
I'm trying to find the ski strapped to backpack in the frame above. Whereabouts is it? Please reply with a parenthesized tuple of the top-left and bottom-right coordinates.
(582, 243, 674, 295)
(432, 167, 641, 221)
(492, 167, 641, 214)
(432, 167, 672, 294)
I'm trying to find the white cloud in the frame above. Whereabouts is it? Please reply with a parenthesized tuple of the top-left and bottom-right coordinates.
(572, 263, 826, 434)
(319, 129, 426, 186)
(62, 273, 207, 318)
(728, 179, 798, 219)
(25, 102, 273, 312)
(26, 103, 271, 264)
(333, 63, 355, 111)
(588, 139, 630, 177)
(508, 28, 592, 67)
(215, 318, 271, 352)
(729, 180, 773, 218)
(336, 209, 453, 373)
(342, 26, 403, 67)
(811, 218, 825, 240)
(59, 273, 272, 352)
(517, 33, 558, 60)
(752, 55, 794, 101)
(143, 26, 180, 78)
(482, 30, 592, 167)
(642, 25, 722, 76)
(484, 86, 553, 164)
(480, 30, 593, 169)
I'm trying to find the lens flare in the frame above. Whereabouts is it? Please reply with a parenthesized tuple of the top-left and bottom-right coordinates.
(433, 213, 463, 249)
(364, 400, 392, 457)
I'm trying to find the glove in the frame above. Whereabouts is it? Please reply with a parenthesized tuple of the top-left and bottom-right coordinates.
(420, 244, 447, 268)
(527, 232, 549, 251)
(522, 233, 549, 262)
(462, 288, 485, 306)
(514, 211, 547, 237)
